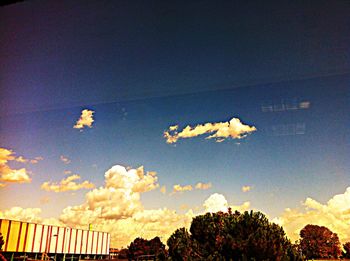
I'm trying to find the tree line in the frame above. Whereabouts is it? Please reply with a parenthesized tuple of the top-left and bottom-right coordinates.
(1, 210, 350, 260)
(118, 209, 350, 260)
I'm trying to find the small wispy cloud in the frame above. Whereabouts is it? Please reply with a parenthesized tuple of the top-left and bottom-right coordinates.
(171, 182, 212, 195)
(195, 182, 212, 190)
(73, 109, 94, 129)
(41, 174, 95, 192)
(60, 155, 71, 164)
(164, 117, 256, 144)
(15, 156, 43, 164)
(171, 184, 193, 194)
(242, 185, 252, 192)
(160, 185, 167, 194)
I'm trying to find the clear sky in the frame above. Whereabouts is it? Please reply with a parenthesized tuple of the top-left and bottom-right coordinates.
(0, 0, 349, 248)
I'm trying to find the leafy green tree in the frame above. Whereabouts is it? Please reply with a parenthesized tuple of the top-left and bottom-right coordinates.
(167, 209, 301, 260)
(300, 224, 341, 259)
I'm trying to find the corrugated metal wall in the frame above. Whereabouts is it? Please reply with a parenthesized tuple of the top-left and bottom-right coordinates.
(0, 219, 110, 255)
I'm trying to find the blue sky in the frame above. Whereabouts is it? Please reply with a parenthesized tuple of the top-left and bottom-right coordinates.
(0, 0, 349, 247)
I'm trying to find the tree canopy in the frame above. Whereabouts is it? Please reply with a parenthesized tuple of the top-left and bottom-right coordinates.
(127, 236, 166, 260)
(167, 209, 301, 260)
(299, 224, 341, 259)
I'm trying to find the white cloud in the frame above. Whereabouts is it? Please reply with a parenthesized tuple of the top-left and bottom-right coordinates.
(41, 174, 95, 192)
(164, 117, 257, 143)
(275, 187, 350, 243)
(60, 165, 160, 222)
(58, 165, 193, 247)
(203, 193, 229, 212)
(0, 148, 31, 183)
(0, 207, 43, 223)
(73, 109, 94, 129)
(203, 193, 250, 213)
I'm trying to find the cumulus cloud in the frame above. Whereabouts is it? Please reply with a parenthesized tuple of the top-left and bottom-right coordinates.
(203, 193, 250, 213)
(60, 165, 160, 221)
(242, 185, 252, 192)
(203, 193, 229, 212)
(0, 207, 43, 223)
(73, 109, 94, 129)
(41, 175, 95, 192)
(0, 148, 31, 183)
(195, 182, 212, 190)
(164, 117, 257, 143)
(274, 187, 350, 243)
(57, 165, 195, 247)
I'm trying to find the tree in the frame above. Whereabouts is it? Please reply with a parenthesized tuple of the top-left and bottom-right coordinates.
(127, 236, 166, 260)
(167, 228, 202, 260)
(343, 242, 350, 258)
(167, 209, 301, 260)
(300, 224, 341, 259)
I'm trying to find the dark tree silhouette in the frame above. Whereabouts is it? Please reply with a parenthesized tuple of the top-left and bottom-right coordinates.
(343, 242, 350, 258)
(127, 236, 166, 260)
(300, 224, 341, 259)
(167, 209, 301, 260)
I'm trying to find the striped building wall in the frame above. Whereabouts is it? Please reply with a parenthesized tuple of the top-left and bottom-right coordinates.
(0, 219, 110, 255)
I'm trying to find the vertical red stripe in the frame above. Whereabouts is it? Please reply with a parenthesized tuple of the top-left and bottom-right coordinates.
(80, 230, 84, 254)
(45, 226, 50, 252)
(61, 227, 66, 253)
(46, 226, 52, 253)
(23, 222, 29, 252)
(74, 229, 78, 254)
(85, 231, 89, 254)
(100, 232, 104, 254)
(95, 232, 99, 254)
(67, 228, 72, 253)
(0, 219, 2, 230)
(4, 220, 12, 251)
(16, 222, 23, 252)
(91, 232, 94, 254)
(39, 225, 45, 252)
(31, 224, 37, 252)
(55, 227, 59, 253)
